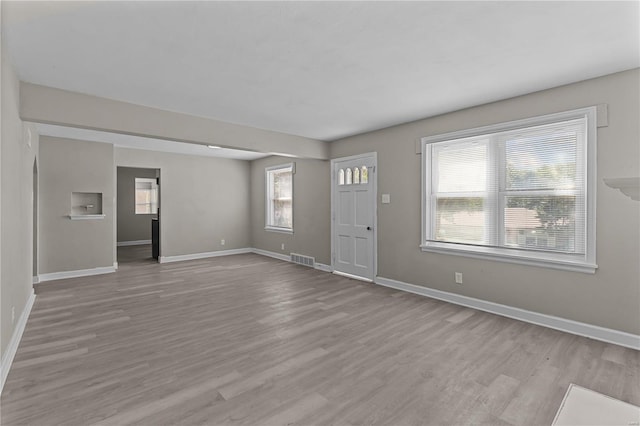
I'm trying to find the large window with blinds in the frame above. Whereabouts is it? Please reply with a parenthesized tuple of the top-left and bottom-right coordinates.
(265, 163, 294, 233)
(421, 107, 597, 273)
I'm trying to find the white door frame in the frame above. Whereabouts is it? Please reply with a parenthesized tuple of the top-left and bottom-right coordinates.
(330, 152, 378, 281)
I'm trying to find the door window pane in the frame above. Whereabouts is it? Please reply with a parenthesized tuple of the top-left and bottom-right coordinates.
(361, 166, 368, 184)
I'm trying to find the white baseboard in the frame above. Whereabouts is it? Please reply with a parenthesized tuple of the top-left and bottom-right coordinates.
(38, 266, 116, 283)
(114, 262, 118, 270)
(251, 248, 290, 262)
(159, 248, 253, 263)
(314, 263, 333, 273)
(1, 290, 36, 394)
(117, 240, 151, 247)
(32, 275, 39, 284)
(375, 276, 640, 350)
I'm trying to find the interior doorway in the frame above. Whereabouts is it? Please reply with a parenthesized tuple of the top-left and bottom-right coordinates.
(33, 159, 38, 283)
(116, 166, 161, 266)
(331, 153, 377, 281)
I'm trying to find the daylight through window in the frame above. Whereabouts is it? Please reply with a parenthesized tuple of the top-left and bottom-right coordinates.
(266, 164, 293, 231)
(421, 107, 597, 272)
(135, 178, 158, 214)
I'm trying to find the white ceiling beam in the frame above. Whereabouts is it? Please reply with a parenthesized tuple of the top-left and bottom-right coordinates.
(20, 82, 329, 160)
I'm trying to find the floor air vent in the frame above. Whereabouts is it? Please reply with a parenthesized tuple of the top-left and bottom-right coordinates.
(290, 253, 315, 267)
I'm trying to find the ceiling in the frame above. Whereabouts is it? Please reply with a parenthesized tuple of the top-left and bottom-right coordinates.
(3, 1, 639, 142)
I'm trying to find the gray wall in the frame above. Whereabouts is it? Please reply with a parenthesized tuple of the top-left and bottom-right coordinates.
(117, 166, 157, 243)
(20, 83, 329, 160)
(1, 41, 40, 358)
(115, 147, 251, 258)
(330, 69, 640, 335)
(250, 156, 331, 264)
(39, 137, 115, 274)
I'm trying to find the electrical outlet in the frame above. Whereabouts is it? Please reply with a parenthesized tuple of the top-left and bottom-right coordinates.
(11, 306, 15, 324)
(455, 272, 463, 285)
(221, 239, 225, 246)
(281, 243, 285, 250)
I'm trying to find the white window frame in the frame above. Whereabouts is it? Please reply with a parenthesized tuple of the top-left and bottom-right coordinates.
(421, 107, 597, 273)
(134, 177, 158, 215)
(265, 163, 294, 234)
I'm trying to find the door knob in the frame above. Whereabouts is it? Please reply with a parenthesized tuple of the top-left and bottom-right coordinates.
(366, 226, 372, 231)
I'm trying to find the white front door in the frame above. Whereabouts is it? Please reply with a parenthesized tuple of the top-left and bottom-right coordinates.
(331, 153, 376, 281)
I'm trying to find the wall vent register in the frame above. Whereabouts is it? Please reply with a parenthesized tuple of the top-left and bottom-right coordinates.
(290, 253, 315, 267)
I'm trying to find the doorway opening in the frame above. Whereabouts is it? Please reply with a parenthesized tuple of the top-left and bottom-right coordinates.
(116, 166, 161, 267)
(331, 152, 377, 282)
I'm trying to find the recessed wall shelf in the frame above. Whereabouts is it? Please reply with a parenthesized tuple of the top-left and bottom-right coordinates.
(70, 192, 104, 217)
(68, 214, 106, 220)
(603, 177, 640, 201)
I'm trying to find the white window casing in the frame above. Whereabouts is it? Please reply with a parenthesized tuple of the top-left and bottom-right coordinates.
(265, 163, 294, 233)
(421, 107, 597, 273)
(135, 177, 158, 215)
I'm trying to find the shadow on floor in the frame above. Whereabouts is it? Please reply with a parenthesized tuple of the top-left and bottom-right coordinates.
(117, 244, 157, 267)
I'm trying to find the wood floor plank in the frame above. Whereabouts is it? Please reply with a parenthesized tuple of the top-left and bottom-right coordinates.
(1, 251, 638, 425)
(93, 371, 242, 426)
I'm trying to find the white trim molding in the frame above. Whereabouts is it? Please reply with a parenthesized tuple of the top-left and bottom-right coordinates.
(67, 214, 105, 220)
(159, 248, 252, 263)
(265, 163, 294, 233)
(251, 248, 290, 262)
(252, 249, 333, 271)
(314, 263, 333, 273)
(334, 270, 373, 283)
(421, 106, 598, 274)
(375, 276, 640, 350)
(264, 226, 294, 235)
(117, 239, 152, 247)
(38, 266, 116, 282)
(1, 290, 36, 393)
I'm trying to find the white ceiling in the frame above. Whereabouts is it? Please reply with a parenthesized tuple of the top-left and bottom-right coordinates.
(4, 1, 639, 142)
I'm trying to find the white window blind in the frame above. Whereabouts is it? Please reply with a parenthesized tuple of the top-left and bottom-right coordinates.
(422, 107, 597, 273)
(265, 164, 293, 232)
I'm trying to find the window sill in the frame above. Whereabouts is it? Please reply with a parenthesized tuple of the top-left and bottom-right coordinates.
(68, 214, 106, 220)
(265, 226, 293, 235)
(420, 242, 597, 274)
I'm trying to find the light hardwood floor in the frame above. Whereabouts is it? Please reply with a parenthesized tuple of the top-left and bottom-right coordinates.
(2, 253, 638, 425)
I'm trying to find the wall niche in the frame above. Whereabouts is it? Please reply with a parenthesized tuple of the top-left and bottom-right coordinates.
(69, 192, 105, 219)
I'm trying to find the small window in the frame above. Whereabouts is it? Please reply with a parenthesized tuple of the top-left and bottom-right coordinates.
(135, 178, 158, 214)
(346, 168, 353, 185)
(361, 166, 368, 184)
(421, 107, 597, 273)
(266, 164, 293, 232)
(354, 167, 360, 184)
(339, 169, 345, 185)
